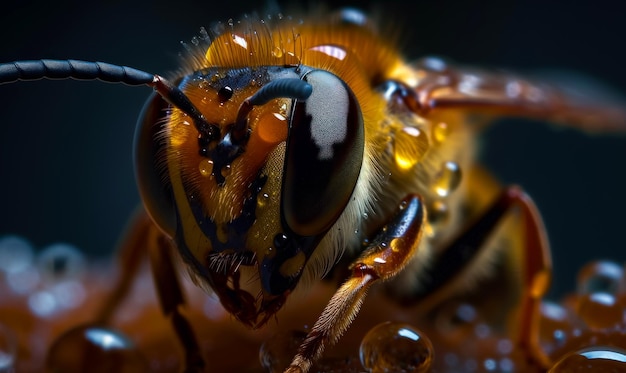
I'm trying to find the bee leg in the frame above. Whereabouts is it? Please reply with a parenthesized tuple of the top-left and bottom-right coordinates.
(463, 186, 552, 368)
(95, 208, 152, 324)
(148, 228, 206, 372)
(421, 186, 552, 368)
(285, 195, 426, 373)
(500, 187, 552, 369)
(93, 209, 205, 371)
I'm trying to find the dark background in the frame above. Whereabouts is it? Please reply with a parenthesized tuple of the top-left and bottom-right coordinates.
(1, 0, 625, 299)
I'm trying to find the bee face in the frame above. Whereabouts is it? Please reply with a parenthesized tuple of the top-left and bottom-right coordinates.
(134, 17, 397, 326)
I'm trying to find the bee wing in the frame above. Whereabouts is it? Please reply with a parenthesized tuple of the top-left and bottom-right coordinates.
(409, 59, 626, 132)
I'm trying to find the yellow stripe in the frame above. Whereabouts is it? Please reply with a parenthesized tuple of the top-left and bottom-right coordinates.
(167, 147, 213, 263)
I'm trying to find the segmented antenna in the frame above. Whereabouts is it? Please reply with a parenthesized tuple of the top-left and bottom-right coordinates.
(0, 59, 218, 140)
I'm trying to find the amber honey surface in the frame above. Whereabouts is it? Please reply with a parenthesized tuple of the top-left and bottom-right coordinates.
(0, 235, 624, 372)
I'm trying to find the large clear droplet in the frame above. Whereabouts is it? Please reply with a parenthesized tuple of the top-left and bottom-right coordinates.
(548, 347, 626, 373)
(46, 325, 148, 373)
(359, 322, 433, 373)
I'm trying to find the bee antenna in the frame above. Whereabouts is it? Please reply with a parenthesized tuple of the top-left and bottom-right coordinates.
(0, 59, 219, 140)
(230, 78, 312, 142)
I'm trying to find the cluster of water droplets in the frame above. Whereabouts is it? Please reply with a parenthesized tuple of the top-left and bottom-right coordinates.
(386, 115, 461, 232)
(0, 235, 89, 371)
(540, 260, 626, 372)
(0, 236, 87, 319)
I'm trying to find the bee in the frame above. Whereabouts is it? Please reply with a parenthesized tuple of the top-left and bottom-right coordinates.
(1, 5, 626, 373)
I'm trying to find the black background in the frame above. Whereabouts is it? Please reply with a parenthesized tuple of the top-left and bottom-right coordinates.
(0, 0, 625, 299)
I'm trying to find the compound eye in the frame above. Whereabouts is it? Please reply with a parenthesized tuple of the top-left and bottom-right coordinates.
(281, 70, 364, 237)
(133, 93, 176, 237)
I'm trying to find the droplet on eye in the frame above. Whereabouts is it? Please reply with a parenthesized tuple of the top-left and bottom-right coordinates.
(577, 260, 623, 295)
(548, 346, 626, 373)
(0, 323, 17, 372)
(359, 321, 433, 373)
(259, 330, 306, 373)
(393, 126, 429, 171)
(432, 161, 462, 198)
(46, 325, 148, 373)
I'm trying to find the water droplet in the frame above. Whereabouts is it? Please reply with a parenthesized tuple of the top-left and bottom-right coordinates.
(432, 122, 449, 144)
(263, 246, 276, 259)
(548, 346, 626, 373)
(499, 357, 515, 372)
(257, 112, 288, 145)
(272, 46, 283, 58)
(221, 164, 232, 178)
(0, 235, 34, 274)
(436, 302, 477, 333)
(416, 56, 448, 72)
(46, 325, 148, 373)
(259, 331, 306, 373)
(577, 260, 623, 295)
(538, 301, 576, 353)
(483, 358, 497, 371)
(474, 323, 491, 339)
(432, 161, 462, 198)
(576, 292, 623, 329)
(37, 243, 85, 283)
(428, 200, 449, 226)
(29, 290, 57, 317)
(257, 192, 270, 208)
(359, 322, 433, 373)
(0, 323, 16, 372)
(393, 126, 429, 171)
(198, 80, 210, 91)
(51, 281, 87, 310)
(336, 8, 369, 26)
(199, 159, 214, 177)
(7, 265, 40, 294)
(497, 339, 513, 355)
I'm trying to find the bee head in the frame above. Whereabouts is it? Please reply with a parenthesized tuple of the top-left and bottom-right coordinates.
(135, 65, 364, 327)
